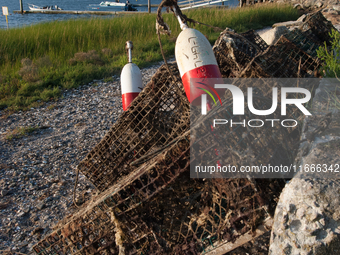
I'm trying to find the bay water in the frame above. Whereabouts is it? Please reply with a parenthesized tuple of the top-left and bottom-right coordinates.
(0, 0, 239, 29)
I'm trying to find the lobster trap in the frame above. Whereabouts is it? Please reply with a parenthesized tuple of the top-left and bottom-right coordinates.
(299, 11, 337, 46)
(33, 128, 286, 254)
(241, 29, 269, 53)
(214, 29, 321, 79)
(77, 63, 190, 192)
(284, 28, 323, 58)
(190, 78, 308, 180)
(213, 29, 267, 78)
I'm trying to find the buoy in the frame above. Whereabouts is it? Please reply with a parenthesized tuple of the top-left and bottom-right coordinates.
(174, 8, 222, 167)
(174, 9, 222, 106)
(120, 41, 143, 111)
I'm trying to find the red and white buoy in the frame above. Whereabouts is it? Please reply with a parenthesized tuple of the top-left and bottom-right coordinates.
(174, 8, 222, 166)
(120, 41, 143, 111)
(174, 8, 222, 106)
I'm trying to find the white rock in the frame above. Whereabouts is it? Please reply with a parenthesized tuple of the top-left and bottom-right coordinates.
(270, 176, 340, 255)
(259, 26, 289, 45)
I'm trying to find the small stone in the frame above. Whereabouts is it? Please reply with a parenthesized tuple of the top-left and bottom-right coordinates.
(0, 190, 8, 197)
(315, 2, 323, 8)
(36, 202, 46, 210)
(296, 208, 305, 219)
(309, 211, 319, 221)
(333, 5, 340, 12)
(17, 211, 26, 217)
(288, 204, 296, 213)
(319, 218, 326, 227)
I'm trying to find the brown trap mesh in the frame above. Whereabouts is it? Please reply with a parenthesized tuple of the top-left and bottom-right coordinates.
(299, 11, 337, 46)
(274, 36, 321, 76)
(284, 28, 323, 58)
(33, 133, 190, 255)
(77, 63, 189, 192)
(241, 29, 269, 52)
(213, 28, 320, 78)
(33, 130, 286, 254)
(213, 29, 266, 78)
(239, 35, 320, 78)
(190, 79, 304, 180)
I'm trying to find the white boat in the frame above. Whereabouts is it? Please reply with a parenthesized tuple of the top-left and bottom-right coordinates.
(28, 3, 63, 11)
(99, 1, 126, 7)
(89, 1, 137, 11)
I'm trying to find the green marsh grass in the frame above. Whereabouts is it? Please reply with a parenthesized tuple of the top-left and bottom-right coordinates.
(5, 126, 38, 140)
(0, 4, 299, 111)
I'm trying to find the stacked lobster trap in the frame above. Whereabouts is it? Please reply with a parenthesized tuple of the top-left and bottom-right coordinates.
(33, 11, 337, 255)
(33, 64, 287, 254)
(77, 63, 190, 192)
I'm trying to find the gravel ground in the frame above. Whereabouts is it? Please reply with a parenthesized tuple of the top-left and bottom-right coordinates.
(0, 61, 165, 254)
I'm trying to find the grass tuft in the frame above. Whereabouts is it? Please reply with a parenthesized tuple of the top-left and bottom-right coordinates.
(5, 126, 38, 140)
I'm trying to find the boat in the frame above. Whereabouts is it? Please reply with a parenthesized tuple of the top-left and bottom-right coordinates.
(89, 1, 137, 11)
(99, 1, 126, 7)
(28, 3, 63, 11)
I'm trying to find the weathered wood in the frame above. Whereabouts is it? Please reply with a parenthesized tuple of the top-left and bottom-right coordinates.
(19, 0, 23, 14)
(205, 218, 273, 255)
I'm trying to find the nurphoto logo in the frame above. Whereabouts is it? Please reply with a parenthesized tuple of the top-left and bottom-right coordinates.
(201, 84, 312, 117)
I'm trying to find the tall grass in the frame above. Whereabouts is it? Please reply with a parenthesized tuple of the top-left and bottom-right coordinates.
(0, 4, 299, 111)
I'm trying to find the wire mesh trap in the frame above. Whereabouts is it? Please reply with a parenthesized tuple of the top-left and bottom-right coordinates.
(272, 35, 320, 77)
(299, 11, 337, 46)
(213, 11, 337, 79)
(190, 79, 305, 180)
(284, 28, 323, 58)
(33, 129, 286, 254)
(240, 30, 269, 53)
(214, 30, 321, 79)
(77, 63, 190, 192)
(213, 29, 267, 78)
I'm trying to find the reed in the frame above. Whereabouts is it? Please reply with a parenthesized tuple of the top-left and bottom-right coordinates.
(0, 4, 298, 111)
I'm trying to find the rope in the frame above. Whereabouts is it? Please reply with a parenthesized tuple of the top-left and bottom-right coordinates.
(155, 0, 223, 81)
(156, 0, 223, 35)
(73, 167, 80, 208)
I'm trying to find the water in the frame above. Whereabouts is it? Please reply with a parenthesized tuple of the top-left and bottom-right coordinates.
(0, 0, 239, 29)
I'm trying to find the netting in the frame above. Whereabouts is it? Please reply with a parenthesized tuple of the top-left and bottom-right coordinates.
(190, 78, 304, 180)
(241, 29, 269, 52)
(213, 29, 266, 78)
(272, 35, 321, 77)
(284, 28, 323, 58)
(213, 29, 320, 79)
(33, 129, 286, 254)
(299, 11, 337, 46)
(77, 63, 190, 192)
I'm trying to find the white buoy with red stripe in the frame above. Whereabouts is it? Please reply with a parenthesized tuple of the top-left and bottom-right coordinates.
(120, 41, 143, 111)
(174, 8, 222, 106)
(174, 8, 222, 166)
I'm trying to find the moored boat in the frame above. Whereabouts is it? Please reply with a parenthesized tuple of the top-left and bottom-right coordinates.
(99, 1, 126, 7)
(89, 1, 137, 11)
(28, 3, 63, 11)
